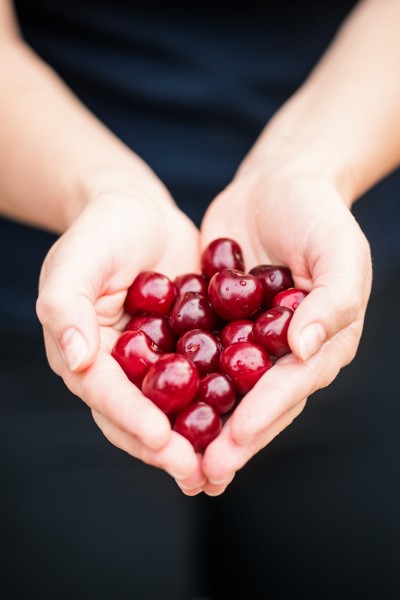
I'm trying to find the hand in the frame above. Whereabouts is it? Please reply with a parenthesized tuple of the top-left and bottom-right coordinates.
(197, 169, 372, 494)
(36, 189, 206, 487)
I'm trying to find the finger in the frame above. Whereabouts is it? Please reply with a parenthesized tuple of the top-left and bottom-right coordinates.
(202, 399, 307, 484)
(289, 210, 372, 361)
(92, 410, 199, 479)
(229, 323, 361, 446)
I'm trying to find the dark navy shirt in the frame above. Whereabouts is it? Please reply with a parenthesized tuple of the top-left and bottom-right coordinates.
(2, 0, 399, 332)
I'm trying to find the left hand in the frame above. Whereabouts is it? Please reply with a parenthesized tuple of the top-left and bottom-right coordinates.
(183, 168, 372, 497)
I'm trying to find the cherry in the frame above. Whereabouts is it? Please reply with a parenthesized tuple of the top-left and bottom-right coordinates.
(169, 292, 218, 336)
(219, 341, 272, 395)
(111, 329, 162, 388)
(141, 353, 200, 414)
(208, 269, 263, 321)
(272, 287, 308, 311)
(124, 271, 177, 317)
(124, 314, 177, 351)
(174, 273, 209, 297)
(249, 265, 294, 308)
(253, 306, 293, 357)
(196, 372, 237, 415)
(201, 237, 245, 279)
(220, 319, 254, 347)
(173, 402, 222, 453)
(176, 329, 222, 376)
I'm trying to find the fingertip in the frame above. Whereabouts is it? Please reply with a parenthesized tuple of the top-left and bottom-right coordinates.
(294, 322, 326, 362)
(59, 327, 91, 371)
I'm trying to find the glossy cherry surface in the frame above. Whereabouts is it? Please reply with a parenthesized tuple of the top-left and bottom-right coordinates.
(173, 401, 222, 452)
(176, 329, 222, 376)
(208, 269, 263, 321)
(111, 329, 162, 388)
(196, 372, 237, 415)
(253, 306, 293, 357)
(174, 273, 209, 297)
(124, 271, 177, 316)
(141, 353, 199, 414)
(249, 265, 294, 308)
(272, 287, 308, 311)
(201, 237, 245, 279)
(219, 341, 272, 395)
(220, 319, 254, 347)
(124, 314, 177, 351)
(169, 292, 218, 336)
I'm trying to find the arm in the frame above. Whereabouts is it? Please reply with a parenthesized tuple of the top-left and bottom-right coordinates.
(0, 1, 204, 486)
(198, 0, 399, 495)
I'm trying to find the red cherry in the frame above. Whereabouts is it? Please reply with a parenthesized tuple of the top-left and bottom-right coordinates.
(208, 269, 263, 321)
(220, 319, 254, 347)
(253, 306, 293, 357)
(174, 273, 209, 297)
(196, 373, 237, 415)
(272, 287, 308, 311)
(201, 238, 245, 279)
(173, 402, 222, 452)
(124, 271, 177, 316)
(249, 265, 294, 308)
(111, 330, 162, 387)
(219, 342, 272, 395)
(169, 292, 218, 336)
(176, 329, 222, 377)
(124, 314, 177, 351)
(141, 353, 200, 414)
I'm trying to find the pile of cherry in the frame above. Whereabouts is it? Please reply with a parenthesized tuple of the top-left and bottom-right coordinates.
(111, 238, 307, 452)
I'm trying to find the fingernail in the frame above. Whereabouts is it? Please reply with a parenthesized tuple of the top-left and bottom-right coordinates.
(298, 323, 326, 361)
(59, 327, 88, 371)
(208, 477, 229, 485)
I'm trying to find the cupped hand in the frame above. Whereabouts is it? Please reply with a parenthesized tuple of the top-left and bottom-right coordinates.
(36, 189, 205, 487)
(198, 170, 372, 494)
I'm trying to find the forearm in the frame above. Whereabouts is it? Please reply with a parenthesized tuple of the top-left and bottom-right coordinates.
(0, 31, 170, 233)
(240, 0, 400, 205)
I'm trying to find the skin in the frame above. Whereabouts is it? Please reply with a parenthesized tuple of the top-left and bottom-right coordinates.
(1, 1, 400, 496)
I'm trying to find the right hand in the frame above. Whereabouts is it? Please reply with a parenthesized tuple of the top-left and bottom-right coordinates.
(36, 188, 206, 487)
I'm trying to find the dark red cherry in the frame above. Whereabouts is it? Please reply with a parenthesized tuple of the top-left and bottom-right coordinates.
(174, 273, 209, 297)
(219, 341, 272, 395)
(220, 319, 254, 347)
(141, 353, 199, 414)
(176, 329, 222, 376)
(208, 269, 263, 321)
(201, 238, 245, 279)
(124, 271, 177, 316)
(272, 287, 308, 311)
(196, 373, 237, 415)
(253, 306, 294, 357)
(249, 265, 294, 308)
(169, 292, 218, 336)
(173, 402, 222, 452)
(124, 314, 177, 351)
(111, 330, 162, 388)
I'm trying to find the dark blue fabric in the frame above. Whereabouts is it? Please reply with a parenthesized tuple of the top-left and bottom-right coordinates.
(2, 0, 399, 332)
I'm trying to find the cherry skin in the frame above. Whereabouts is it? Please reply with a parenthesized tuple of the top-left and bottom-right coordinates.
(219, 341, 272, 395)
(124, 271, 177, 317)
(220, 319, 254, 347)
(173, 402, 222, 453)
(169, 292, 218, 336)
(253, 306, 294, 357)
(249, 265, 294, 308)
(208, 269, 263, 321)
(196, 372, 237, 415)
(141, 353, 200, 414)
(174, 273, 209, 297)
(124, 314, 177, 351)
(111, 329, 162, 388)
(272, 287, 308, 311)
(201, 237, 245, 279)
(176, 329, 222, 376)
